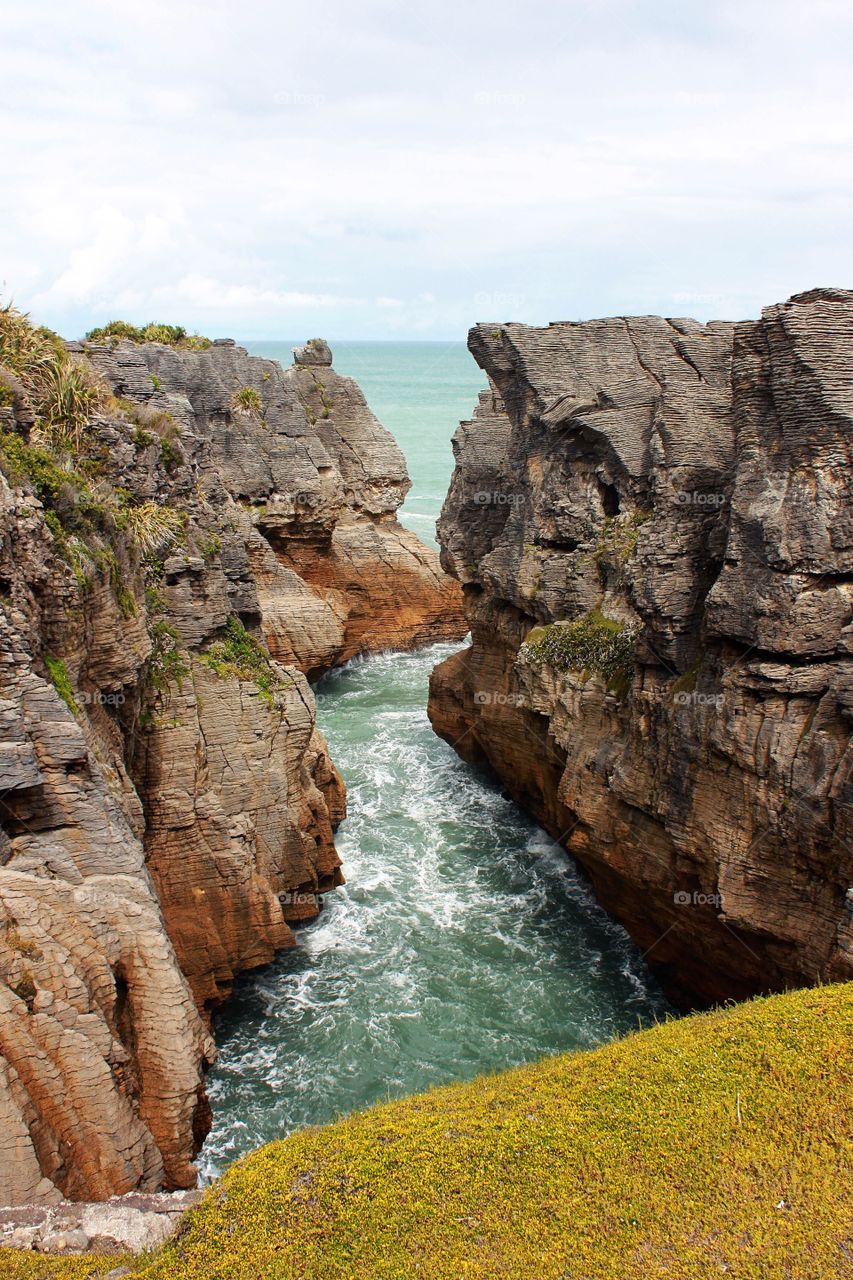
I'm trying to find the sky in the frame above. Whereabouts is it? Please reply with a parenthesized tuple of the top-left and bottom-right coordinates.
(2, 0, 852, 340)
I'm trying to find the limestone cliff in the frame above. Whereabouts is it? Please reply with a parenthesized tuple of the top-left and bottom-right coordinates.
(429, 289, 853, 1008)
(0, 321, 464, 1205)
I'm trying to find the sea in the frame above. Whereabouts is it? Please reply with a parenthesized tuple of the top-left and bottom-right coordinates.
(198, 341, 669, 1177)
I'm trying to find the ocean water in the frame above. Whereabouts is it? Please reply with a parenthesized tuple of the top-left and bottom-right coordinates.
(246, 340, 484, 545)
(198, 343, 669, 1177)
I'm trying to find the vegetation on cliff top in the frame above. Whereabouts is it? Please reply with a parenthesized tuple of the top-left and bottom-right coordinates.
(0, 303, 111, 450)
(3, 982, 849, 1280)
(84, 320, 211, 350)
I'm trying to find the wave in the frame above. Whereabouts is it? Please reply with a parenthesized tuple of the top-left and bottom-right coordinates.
(199, 642, 669, 1180)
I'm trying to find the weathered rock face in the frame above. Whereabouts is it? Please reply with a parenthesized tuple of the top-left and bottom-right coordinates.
(429, 290, 853, 1008)
(0, 334, 463, 1204)
(0, 474, 214, 1206)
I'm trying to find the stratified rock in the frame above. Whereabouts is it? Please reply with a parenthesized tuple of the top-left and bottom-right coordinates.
(429, 291, 853, 1008)
(0, 332, 463, 1204)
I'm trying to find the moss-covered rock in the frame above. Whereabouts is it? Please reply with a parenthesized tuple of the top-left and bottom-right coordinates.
(520, 607, 638, 682)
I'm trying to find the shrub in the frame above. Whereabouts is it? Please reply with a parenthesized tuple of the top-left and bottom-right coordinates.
(230, 386, 263, 417)
(592, 509, 653, 569)
(147, 619, 190, 695)
(85, 320, 211, 350)
(521, 608, 639, 683)
(1, 302, 108, 449)
(199, 533, 222, 560)
(38, 356, 111, 450)
(199, 615, 288, 705)
(122, 501, 185, 557)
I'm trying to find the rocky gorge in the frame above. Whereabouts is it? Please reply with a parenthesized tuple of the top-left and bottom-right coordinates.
(0, 319, 465, 1207)
(429, 287, 853, 1009)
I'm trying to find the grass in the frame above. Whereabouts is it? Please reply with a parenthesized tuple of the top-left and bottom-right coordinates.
(84, 321, 211, 350)
(1, 303, 110, 449)
(521, 607, 638, 684)
(230, 385, 263, 417)
(3, 983, 848, 1280)
(152, 982, 849, 1280)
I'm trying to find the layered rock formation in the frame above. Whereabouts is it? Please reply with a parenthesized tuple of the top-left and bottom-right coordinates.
(0, 332, 464, 1204)
(429, 289, 853, 1008)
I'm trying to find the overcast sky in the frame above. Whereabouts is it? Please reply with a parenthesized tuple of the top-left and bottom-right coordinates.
(2, 0, 852, 340)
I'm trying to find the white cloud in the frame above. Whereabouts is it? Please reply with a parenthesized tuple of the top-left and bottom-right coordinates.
(2, 0, 851, 338)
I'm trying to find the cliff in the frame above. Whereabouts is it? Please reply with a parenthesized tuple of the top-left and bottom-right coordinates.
(0, 315, 465, 1205)
(429, 289, 853, 1008)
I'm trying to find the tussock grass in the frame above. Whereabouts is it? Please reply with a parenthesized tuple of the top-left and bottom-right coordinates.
(0, 303, 110, 449)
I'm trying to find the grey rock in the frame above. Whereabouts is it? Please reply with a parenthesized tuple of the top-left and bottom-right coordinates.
(429, 290, 853, 1008)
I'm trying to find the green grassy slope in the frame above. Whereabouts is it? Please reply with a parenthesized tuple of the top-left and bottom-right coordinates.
(3, 983, 852, 1280)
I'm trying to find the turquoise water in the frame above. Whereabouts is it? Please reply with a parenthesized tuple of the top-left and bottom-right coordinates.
(198, 344, 669, 1177)
(246, 340, 483, 545)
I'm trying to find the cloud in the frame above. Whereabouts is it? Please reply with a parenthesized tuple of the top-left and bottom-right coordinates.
(2, 0, 852, 338)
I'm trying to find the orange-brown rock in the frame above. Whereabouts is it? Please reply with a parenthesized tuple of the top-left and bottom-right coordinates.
(1, 330, 462, 1204)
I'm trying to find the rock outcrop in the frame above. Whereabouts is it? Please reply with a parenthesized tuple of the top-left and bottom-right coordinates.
(0, 330, 464, 1205)
(429, 290, 853, 1008)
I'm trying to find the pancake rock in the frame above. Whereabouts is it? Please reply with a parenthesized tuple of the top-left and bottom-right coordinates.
(0, 332, 462, 1203)
(429, 289, 853, 1007)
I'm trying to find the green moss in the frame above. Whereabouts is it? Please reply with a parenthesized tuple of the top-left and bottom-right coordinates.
(37, 982, 847, 1280)
(521, 608, 638, 683)
(199, 615, 288, 706)
(0, 1254, 133, 1279)
(4, 928, 43, 960)
(44, 654, 79, 714)
(0, 430, 113, 539)
(10, 968, 37, 1012)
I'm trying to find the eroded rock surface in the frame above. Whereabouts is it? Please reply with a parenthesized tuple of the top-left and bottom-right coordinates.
(429, 290, 853, 1007)
(0, 336, 463, 1203)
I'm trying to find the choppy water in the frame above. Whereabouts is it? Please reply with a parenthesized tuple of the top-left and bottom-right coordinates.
(199, 644, 669, 1176)
(198, 342, 669, 1176)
